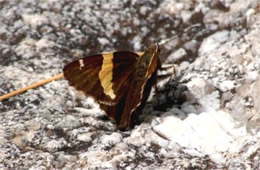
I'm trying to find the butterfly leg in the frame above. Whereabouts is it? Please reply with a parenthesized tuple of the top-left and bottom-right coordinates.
(154, 64, 176, 104)
(165, 64, 176, 85)
(157, 64, 176, 83)
(154, 75, 160, 105)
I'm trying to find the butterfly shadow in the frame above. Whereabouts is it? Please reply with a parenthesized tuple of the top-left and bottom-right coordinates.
(131, 73, 189, 128)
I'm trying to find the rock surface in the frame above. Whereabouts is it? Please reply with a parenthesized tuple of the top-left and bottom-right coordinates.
(0, 0, 260, 169)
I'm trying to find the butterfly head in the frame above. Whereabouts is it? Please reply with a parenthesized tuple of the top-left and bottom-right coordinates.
(135, 44, 160, 79)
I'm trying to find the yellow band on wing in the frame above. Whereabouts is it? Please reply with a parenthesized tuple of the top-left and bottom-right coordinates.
(99, 53, 116, 99)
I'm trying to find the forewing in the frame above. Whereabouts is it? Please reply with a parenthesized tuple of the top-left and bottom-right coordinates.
(63, 51, 139, 106)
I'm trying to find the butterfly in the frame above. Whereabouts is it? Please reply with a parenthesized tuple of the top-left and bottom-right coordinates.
(63, 44, 161, 129)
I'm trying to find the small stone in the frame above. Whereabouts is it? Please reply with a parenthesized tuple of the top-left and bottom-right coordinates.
(219, 80, 236, 92)
(101, 132, 122, 145)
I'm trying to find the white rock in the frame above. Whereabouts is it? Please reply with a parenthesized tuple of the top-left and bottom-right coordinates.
(22, 14, 49, 27)
(186, 77, 215, 99)
(219, 80, 236, 92)
(198, 91, 220, 111)
(101, 132, 122, 145)
(166, 48, 187, 62)
(77, 133, 92, 142)
(199, 30, 230, 55)
(153, 110, 247, 162)
(35, 38, 55, 49)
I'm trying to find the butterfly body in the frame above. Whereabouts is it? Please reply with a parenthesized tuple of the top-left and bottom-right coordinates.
(63, 44, 160, 129)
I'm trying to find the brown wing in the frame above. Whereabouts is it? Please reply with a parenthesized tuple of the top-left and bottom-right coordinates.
(63, 51, 139, 106)
(101, 44, 161, 129)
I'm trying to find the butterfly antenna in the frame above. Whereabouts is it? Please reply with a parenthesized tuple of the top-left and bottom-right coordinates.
(0, 73, 64, 101)
(158, 24, 201, 46)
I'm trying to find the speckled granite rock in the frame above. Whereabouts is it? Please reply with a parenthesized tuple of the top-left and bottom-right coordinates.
(0, 0, 260, 169)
